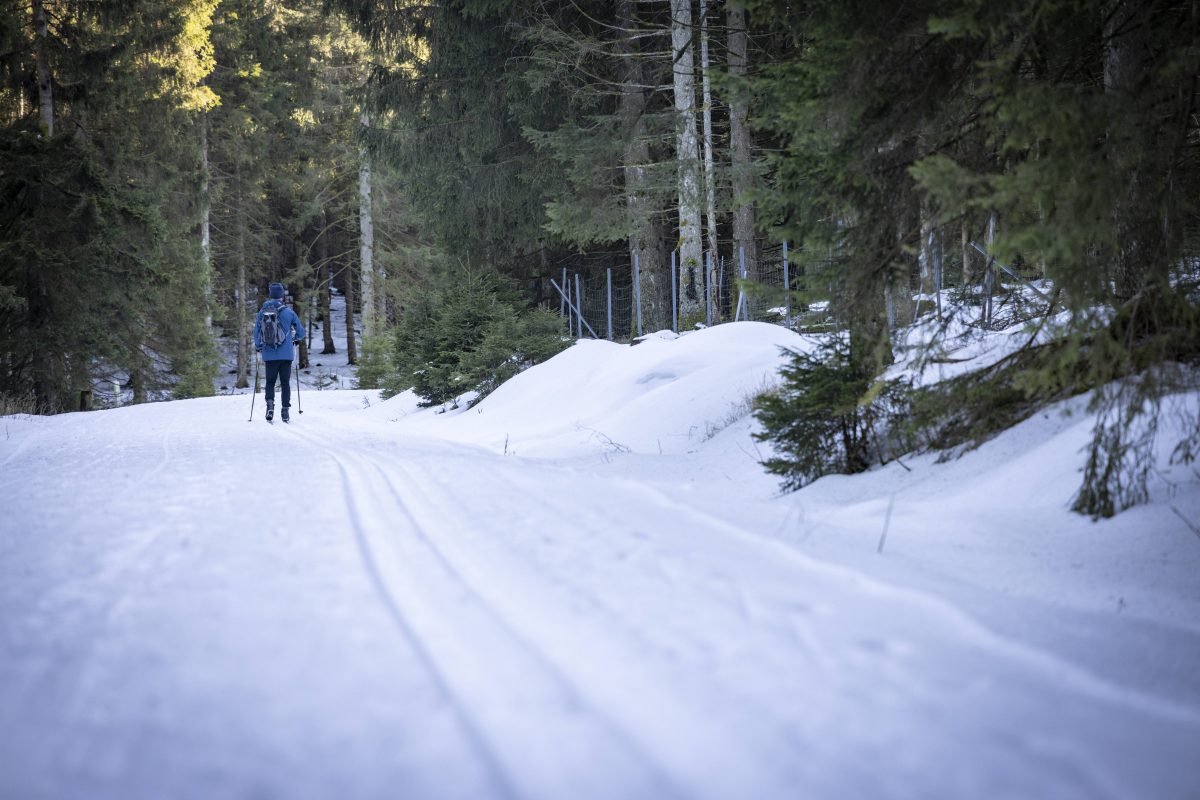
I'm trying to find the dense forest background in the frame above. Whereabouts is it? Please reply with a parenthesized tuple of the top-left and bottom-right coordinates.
(2, 0, 1198, 515)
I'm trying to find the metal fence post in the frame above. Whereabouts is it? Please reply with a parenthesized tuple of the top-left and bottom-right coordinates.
(575, 273, 584, 339)
(561, 267, 567, 320)
(565, 268, 573, 333)
(549, 278, 600, 339)
(734, 246, 748, 321)
(633, 252, 643, 338)
(705, 250, 712, 327)
(719, 256, 725, 320)
(606, 267, 613, 340)
(783, 240, 790, 321)
(670, 250, 678, 334)
(935, 227, 944, 317)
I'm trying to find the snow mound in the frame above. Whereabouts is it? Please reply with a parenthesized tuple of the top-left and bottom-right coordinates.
(395, 322, 809, 457)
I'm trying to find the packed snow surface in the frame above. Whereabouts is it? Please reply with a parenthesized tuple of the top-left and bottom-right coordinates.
(2, 321, 1199, 800)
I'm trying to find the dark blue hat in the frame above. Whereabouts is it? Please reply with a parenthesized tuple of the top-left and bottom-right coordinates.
(269, 283, 285, 299)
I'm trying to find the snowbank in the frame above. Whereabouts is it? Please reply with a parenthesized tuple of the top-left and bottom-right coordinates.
(390, 322, 810, 457)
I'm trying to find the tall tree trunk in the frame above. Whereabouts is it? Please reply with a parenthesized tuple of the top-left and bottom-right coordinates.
(618, 0, 667, 333)
(918, 211, 934, 310)
(130, 370, 147, 405)
(294, 239, 308, 370)
(359, 110, 376, 337)
(234, 161, 250, 389)
(344, 252, 358, 365)
(726, 2, 757, 284)
(1104, 0, 1155, 302)
(199, 113, 213, 330)
(27, 0, 53, 405)
(984, 212, 997, 323)
(961, 217, 972, 287)
(32, 0, 52, 138)
(699, 0, 720, 322)
(320, 213, 336, 354)
(671, 0, 703, 321)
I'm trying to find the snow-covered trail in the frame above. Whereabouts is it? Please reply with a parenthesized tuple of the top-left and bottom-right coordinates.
(2, 391, 1198, 800)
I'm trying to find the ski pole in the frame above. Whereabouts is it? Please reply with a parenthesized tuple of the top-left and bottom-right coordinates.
(248, 352, 260, 421)
(294, 340, 303, 414)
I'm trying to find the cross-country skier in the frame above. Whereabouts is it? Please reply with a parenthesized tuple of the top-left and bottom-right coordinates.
(253, 283, 306, 423)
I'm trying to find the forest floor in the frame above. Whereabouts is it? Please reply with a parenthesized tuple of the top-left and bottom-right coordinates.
(3, 314, 1199, 800)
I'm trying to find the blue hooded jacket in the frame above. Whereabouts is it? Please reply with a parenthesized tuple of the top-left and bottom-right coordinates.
(254, 299, 306, 361)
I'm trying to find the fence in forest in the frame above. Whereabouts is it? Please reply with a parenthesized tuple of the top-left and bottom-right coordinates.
(550, 243, 815, 342)
(550, 234, 1052, 342)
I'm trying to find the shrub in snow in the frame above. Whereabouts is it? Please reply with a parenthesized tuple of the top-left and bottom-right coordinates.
(754, 336, 910, 491)
(371, 269, 568, 407)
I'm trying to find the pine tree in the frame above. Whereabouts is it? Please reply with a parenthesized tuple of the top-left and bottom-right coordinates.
(0, 0, 220, 411)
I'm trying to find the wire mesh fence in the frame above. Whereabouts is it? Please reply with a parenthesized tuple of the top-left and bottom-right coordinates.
(551, 245, 818, 342)
(550, 237, 1054, 343)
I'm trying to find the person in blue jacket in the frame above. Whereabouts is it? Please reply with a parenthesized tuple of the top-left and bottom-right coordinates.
(253, 282, 306, 422)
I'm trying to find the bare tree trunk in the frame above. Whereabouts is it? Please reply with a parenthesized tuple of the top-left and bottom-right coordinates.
(130, 371, 147, 405)
(671, 0, 703, 321)
(234, 162, 250, 389)
(984, 212, 997, 323)
(344, 254, 358, 366)
(32, 0, 52, 137)
(320, 215, 336, 354)
(727, 2, 757, 282)
(200, 113, 213, 330)
(699, 0, 720, 322)
(618, 0, 667, 332)
(1104, 0, 1154, 302)
(359, 110, 377, 337)
(294, 240, 309, 370)
(918, 212, 934, 307)
(961, 217, 971, 287)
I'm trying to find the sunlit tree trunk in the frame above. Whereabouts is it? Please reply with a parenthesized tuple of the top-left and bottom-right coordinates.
(671, 0, 703, 321)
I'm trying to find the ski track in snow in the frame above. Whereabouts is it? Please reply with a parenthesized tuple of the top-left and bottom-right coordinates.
(285, 423, 682, 800)
(3, 324, 1200, 800)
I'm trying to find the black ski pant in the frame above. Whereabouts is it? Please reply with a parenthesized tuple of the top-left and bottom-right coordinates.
(264, 359, 292, 408)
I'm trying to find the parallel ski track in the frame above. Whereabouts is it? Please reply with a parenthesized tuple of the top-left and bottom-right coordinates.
(280, 424, 521, 800)
(373, 453, 818, 745)
(362, 440, 1200, 799)
(281, 423, 684, 800)
(307, 433, 813, 799)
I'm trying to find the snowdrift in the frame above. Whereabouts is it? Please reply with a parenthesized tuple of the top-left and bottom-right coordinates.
(379, 322, 810, 457)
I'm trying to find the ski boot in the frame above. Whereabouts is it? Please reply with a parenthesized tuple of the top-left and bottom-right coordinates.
(281, 406, 290, 423)
(265, 403, 274, 422)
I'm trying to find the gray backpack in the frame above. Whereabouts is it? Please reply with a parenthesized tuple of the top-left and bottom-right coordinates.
(261, 305, 286, 348)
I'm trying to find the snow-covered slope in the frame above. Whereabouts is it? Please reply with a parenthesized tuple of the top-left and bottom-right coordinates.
(2, 322, 1198, 800)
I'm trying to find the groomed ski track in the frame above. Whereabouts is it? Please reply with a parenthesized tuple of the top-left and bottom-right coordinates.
(1, 392, 1198, 800)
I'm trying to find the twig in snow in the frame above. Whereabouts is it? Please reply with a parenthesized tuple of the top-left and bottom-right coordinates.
(1170, 505, 1200, 541)
(877, 494, 896, 554)
(576, 425, 630, 453)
